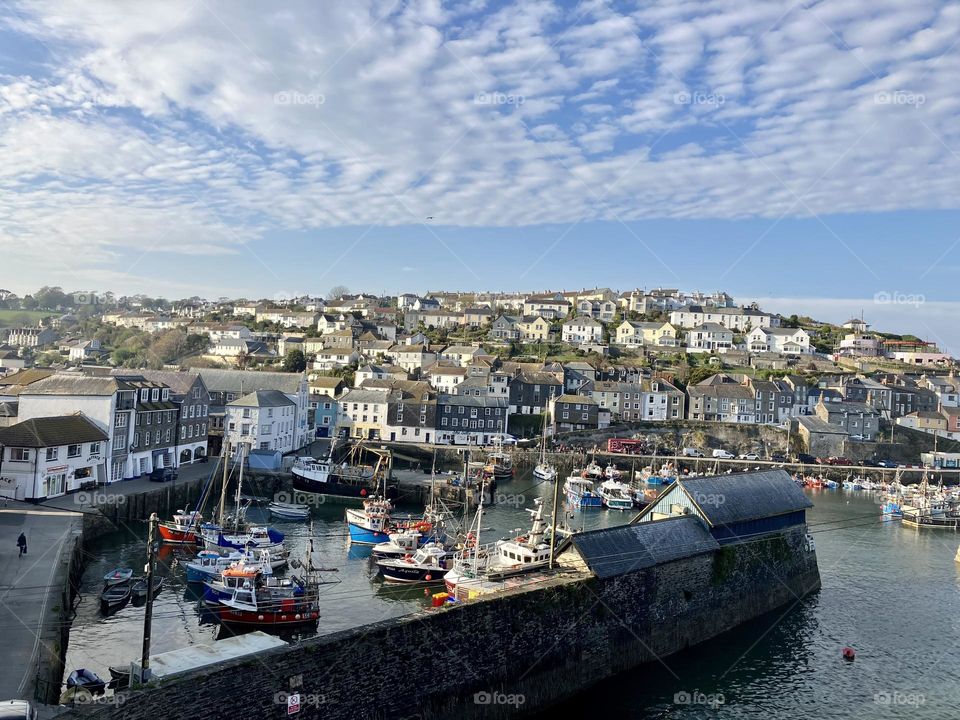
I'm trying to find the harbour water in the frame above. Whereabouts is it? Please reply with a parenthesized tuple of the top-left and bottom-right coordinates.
(64, 474, 960, 718)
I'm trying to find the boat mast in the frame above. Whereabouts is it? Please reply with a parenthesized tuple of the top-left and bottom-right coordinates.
(234, 444, 245, 531)
(218, 439, 230, 527)
(473, 476, 485, 576)
(549, 461, 561, 570)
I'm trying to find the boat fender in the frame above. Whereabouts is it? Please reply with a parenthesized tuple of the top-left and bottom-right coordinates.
(842, 647, 855, 661)
(360, 488, 368, 497)
(258, 615, 264, 620)
(295, 614, 301, 620)
(425, 574, 432, 581)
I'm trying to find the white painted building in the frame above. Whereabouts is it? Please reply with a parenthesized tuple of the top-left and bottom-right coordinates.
(225, 390, 298, 454)
(0, 415, 108, 500)
(561, 317, 603, 345)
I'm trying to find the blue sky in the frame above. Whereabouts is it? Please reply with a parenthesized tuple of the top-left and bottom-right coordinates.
(1, 1, 959, 350)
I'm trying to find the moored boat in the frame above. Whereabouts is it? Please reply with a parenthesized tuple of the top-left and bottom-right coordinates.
(597, 479, 633, 510)
(291, 455, 392, 500)
(103, 568, 133, 586)
(564, 476, 602, 508)
(131, 575, 164, 603)
(66, 669, 106, 696)
(158, 509, 203, 545)
(378, 544, 452, 584)
(100, 581, 131, 612)
(268, 500, 311, 521)
(345, 498, 393, 545)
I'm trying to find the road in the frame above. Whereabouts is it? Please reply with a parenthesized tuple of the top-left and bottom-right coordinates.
(0, 501, 81, 703)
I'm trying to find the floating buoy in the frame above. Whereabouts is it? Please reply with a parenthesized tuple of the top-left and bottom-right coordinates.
(360, 488, 368, 497)
(842, 647, 855, 661)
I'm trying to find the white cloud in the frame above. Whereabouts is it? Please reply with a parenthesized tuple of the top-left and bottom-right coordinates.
(0, 0, 958, 294)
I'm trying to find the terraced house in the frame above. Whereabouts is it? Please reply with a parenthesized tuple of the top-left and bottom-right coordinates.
(127, 378, 178, 476)
(687, 374, 757, 423)
(435, 394, 509, 445)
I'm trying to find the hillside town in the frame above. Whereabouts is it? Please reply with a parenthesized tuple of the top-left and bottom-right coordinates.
(0, 285, 955, 502)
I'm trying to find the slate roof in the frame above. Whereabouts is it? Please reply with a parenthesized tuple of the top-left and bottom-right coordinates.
(675, 470, 813, 527)
(0, 369, 55, 387)
(797, 415, 849, 434)
(0, 414, 108, 448)
(572, 516, 719, 579)
(198, 368, 303, 394)
(20, 375, 131, 396)
(227, 389, 295, 408)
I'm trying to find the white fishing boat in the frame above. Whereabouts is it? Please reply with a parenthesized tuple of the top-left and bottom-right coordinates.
(604, 464, 622, 480)
(597, 479, 633, 510)
(564, 476, 602, 508)
(444, 498, 552, 592)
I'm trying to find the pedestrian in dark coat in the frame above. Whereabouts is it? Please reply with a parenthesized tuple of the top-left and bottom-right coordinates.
(17, 532, 26, 557)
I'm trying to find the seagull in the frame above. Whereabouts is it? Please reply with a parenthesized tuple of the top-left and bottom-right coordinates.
(425, 216, 434, 220)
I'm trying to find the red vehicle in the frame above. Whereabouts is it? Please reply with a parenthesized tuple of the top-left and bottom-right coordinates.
(821, 456, 852, 466)
(607, 438, 646, 455)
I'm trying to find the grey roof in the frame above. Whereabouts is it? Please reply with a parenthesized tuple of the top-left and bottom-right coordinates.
(198, 368, 303, 394)
(20, 375, 130, 396)
(676, 470, 813, 527)
(0, 414, 108, 447)
(227, 389, 295, 408)
(340, 387, 393, 404)
(797, 415, 849, 434)
(572, 516, 718, 579)
(437, 393, 508, 407)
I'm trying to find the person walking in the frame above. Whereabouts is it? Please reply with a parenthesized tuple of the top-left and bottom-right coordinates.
(17, 532, 26, 558)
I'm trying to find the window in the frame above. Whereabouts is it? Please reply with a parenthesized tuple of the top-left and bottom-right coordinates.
(115, 414, 127, 428)
(441, 418, 448, 426)
(151, 389, 159, 402)
(146, 413, 152, 426)
(202, 406, 208, 417)
(141, 389, 149, 402)
(162, 389, 170, 401)
(241, 423, 250, 435)
(67, 444, 81, 458)
(46, 447, 58, 461)
(89, 442, 100, 455)
(243, 408, 251, 418)
(11, 448, 30, 462)
(181, 426, 187, 439)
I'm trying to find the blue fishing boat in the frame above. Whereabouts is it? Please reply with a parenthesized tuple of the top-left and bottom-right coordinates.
(345, 498, 393, 545)
(563, 476, 602, 509)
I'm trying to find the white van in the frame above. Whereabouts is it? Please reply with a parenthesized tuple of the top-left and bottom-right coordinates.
(712, 449, 735, 459)
(681, 447, 704, 457)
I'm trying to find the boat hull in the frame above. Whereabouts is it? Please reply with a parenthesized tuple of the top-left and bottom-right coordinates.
(158, 523, 198, 545)
(347, 523, 390, 545)
(292, 468, 397, 501)
(566, 492, 602, 508)
(380, 563, 448, 583)
(214, 605, 320, 627)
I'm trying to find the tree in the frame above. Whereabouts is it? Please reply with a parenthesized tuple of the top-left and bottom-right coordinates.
(688, 367, 718, 386)
(327, 285, 349, 301)
(282, 348, 307, 373)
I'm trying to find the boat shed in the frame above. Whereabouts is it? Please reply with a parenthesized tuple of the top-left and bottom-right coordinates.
(633, 470, 813, 545)
(570, 515, 719, 579)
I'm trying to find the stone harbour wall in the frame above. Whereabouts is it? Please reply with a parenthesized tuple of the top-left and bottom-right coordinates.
(64, 525, 820, 719)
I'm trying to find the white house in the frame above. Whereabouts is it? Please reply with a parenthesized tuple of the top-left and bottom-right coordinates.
(439, 345, 486, 367)
(747, 327, 812, 354)
(670, 305, 776, 331)
(685, 323, 734, 353)
(0, 415, 108, 501)
(561, 317, 603, 345)
(16, 374, 138, 483)
(225, 390, 298, 454)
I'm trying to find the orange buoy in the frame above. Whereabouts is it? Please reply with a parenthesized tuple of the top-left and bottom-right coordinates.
(842, 647, 855, 661)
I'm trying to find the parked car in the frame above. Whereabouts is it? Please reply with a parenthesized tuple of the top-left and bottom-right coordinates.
(823, 456, 852, 466)
(681, 447, 704, 457)
(712, 449, 735, 459)
(149, 467, 178, 483)
(875, 459, 898, 468)
(862, 458, 880, 467)
(0, 700, 37, 720)
(738, 452, 761, 461)
(796, 453, 818, 464)
(770, 452, 788, 463)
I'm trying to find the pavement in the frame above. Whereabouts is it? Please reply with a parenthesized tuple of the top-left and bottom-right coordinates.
(0, 500, 82, 703)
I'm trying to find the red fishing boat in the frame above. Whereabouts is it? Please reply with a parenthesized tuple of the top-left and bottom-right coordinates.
(158, 509, 203, 545)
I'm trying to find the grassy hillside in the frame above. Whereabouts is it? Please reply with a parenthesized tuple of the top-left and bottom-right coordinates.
(0, 310, 52, 328)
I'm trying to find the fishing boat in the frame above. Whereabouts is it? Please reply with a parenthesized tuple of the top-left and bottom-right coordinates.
(99, 582, 131, 612)
(201, 523, 285, 551)
(482, 436, 514, 479)
(564, 476, 602, 508)
(824, 479, 839, 489)
(291, 456, 392, 500)
(345, 498, 394, 545)
(103, 568, 133, 586)
(444, 499, 552, 592)
(268, 500, 311, 521)
(131, 575, 164, 603)
(377, 544, 452, 583)
(581, 462, 604, 480)
(212, 578, 321, 628)
(805, 476, 826, 489)
(372, 529, 425, 559)
(597, 479, 633, 510)
(532, 402, 557, 482)
(604, 464, 622, 480)
(158, 509, 203, 545)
